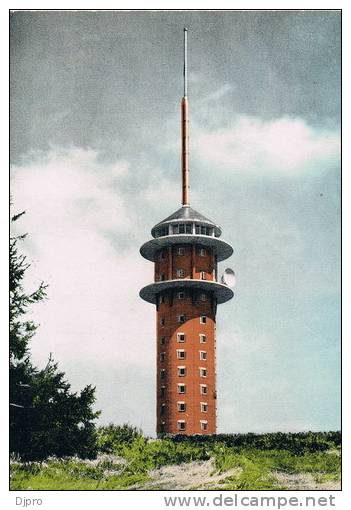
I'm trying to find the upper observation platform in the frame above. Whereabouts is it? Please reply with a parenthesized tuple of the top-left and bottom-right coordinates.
(140, 205, 233, 263)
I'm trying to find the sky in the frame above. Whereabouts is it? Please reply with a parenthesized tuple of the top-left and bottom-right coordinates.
(10, 10, 341, 436)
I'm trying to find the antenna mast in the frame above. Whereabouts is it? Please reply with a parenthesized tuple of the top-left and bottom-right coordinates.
(181, 28, 189, 206)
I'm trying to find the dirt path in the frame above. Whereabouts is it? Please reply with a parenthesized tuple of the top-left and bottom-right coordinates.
(273, 471, 340, 491)
(130, 459, 240, 490)
(130, 460, 340, 491)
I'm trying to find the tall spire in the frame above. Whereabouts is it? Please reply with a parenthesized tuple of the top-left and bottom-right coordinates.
(181, 27, 189, 207)
(183, 27, 188, 97)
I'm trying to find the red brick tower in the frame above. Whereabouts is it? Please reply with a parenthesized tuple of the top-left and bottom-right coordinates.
(140, 29, 234, 436)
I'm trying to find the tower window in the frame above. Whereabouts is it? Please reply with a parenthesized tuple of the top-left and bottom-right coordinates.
(160, 386, 166, 397)
(179, 224, 185, 234)
(160, 352, 166, 362)
(177, 383, 186, 394)
(200, 402, 208, 413)
(199, 334, 206, 343)
(161, 336, 166, 345)
(177, 291, 185, 299)
(177, 333, 186, 343)
(177, 269, 185, 278)
(200, 316, 206, 324)
(200, 293, 207, 301)
(176, 349, 186, 359)
(200, 384, 207, 395)
(185, 223, 192, 234)
(177, 402, 186, 412)
(160, 369, 166, 380)
(177, 247, 185, 256)
(158, 273, 166, 281)
(200, 271, 206, 280)
(177, 420, 186, 431)
(173, 224, 179, 234)
(177, 314, 186, 324)
(160, 421, 165, 432)
(199, 351, 207, 361)
(177, 366, 186, 377)
(196, 226, 211, 236)
(160, 404, 166, 415)
(160, 317, 165, 326)
(199, 248, 206, 256)
(200, 420, 208, 431)
(199, 367, 207, 378)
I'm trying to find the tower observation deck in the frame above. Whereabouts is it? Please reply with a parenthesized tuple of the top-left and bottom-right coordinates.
(139, 29, 234, 436)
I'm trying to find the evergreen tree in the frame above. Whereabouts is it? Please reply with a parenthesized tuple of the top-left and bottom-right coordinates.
(10, 211, 100, 460)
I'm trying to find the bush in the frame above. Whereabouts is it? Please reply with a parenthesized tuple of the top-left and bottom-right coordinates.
(119, 436, 211, 474)
(171, 431, 341, 455)
(97, 423, 143, 454)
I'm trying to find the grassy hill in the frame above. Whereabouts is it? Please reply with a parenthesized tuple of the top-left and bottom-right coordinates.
(10, 428, 341, 491)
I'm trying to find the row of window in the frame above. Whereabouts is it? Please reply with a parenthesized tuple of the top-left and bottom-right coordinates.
(158, 247, 208, 260)
(154, 223, 215, 238)
(160, 369, 208, 381)
(160, 384, 208, 396)
(158, 292, 208, 304)
(160, 402, 208, 413)
(173, 224, 193, 235)
(160, 333, 207, 345)
(160, 350, 207, 362)
(160, 420, 208, 432)
(157, 270, 213, 281)
(160, 315, 207, 326)
(160, 366, 207, 377)
(176, 269, 209, 280)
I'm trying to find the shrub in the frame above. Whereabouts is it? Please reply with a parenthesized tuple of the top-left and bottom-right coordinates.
(97, 423, 143, 454)
(171, 431, 341, 455)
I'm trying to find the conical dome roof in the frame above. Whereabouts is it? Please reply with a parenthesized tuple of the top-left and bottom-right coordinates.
(151, 205, 222, 238)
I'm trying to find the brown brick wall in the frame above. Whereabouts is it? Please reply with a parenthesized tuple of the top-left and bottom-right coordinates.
(154, 245, 215, 282)
(155, 244, 217, 435)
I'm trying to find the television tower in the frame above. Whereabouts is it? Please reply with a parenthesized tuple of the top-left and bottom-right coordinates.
(140, 29, 234, 435)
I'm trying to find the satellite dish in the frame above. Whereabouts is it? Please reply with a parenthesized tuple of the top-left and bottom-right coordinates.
(220, 268, 236, 288)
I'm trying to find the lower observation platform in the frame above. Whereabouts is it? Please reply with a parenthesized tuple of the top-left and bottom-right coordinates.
(139, 278, 234, 305)
(140, 234, 233, 263)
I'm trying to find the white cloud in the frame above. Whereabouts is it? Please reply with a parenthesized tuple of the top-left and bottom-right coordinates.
(193, 116, 340, 174)
(11, 147, 155, 372)
(12, 146, 131, 236)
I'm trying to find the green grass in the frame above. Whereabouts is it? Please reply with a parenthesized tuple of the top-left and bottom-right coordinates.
(10, 431, 341, 491)
(212, 446, 340, 490)
(10, 456, 150, 490)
